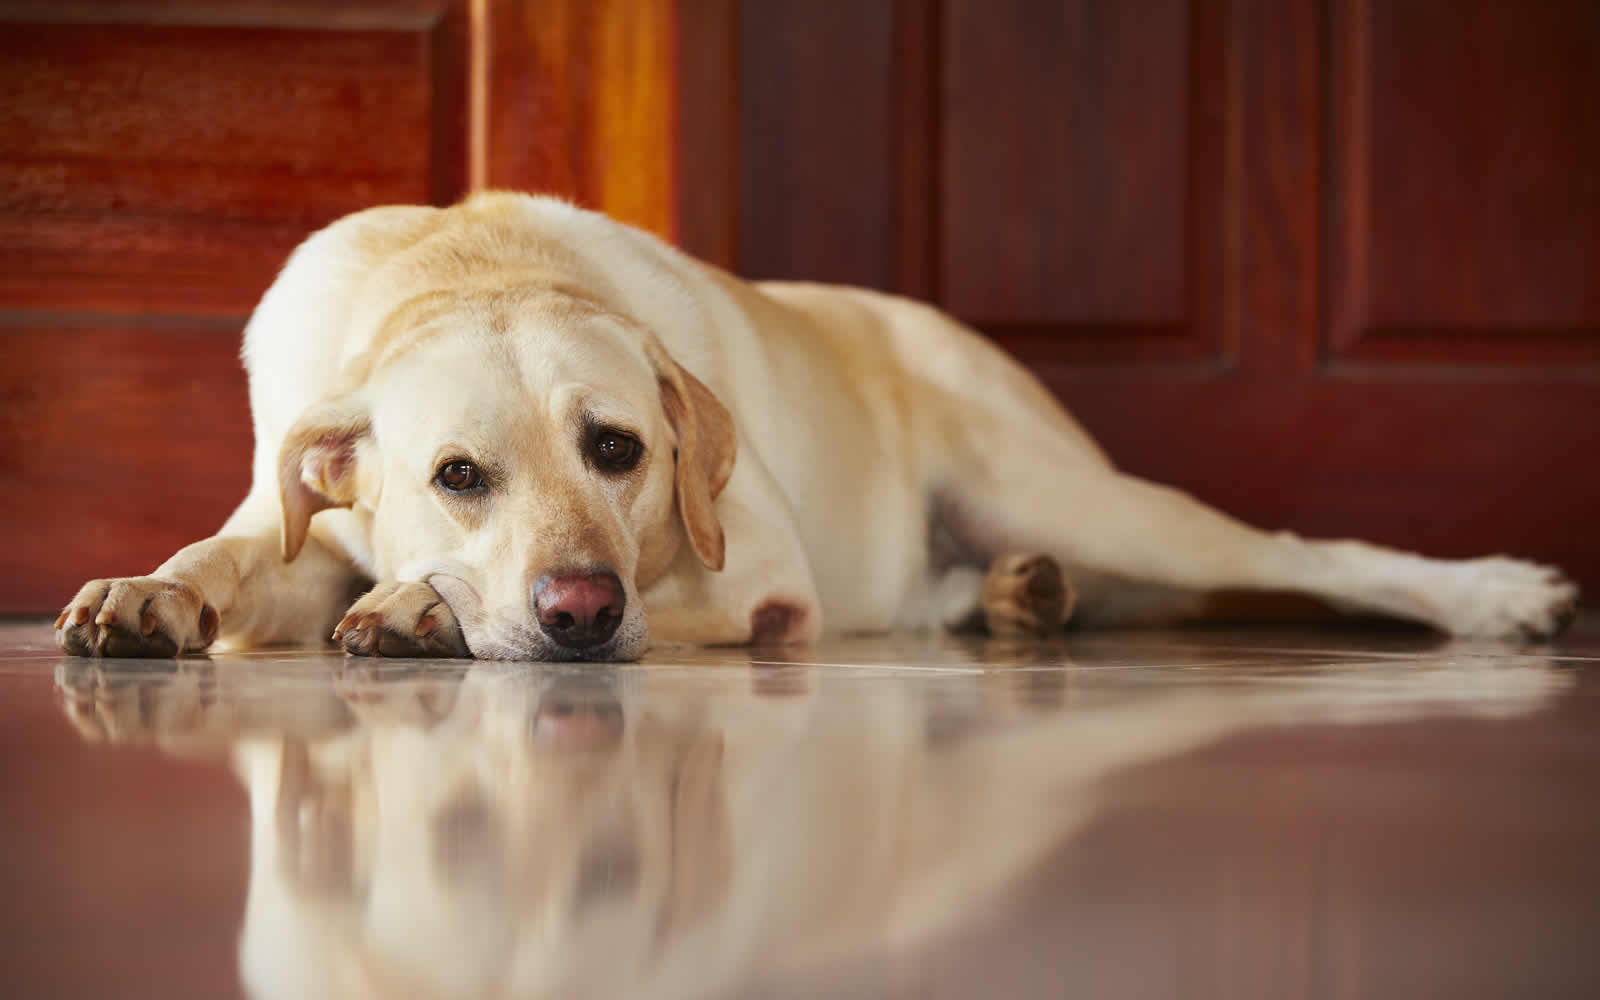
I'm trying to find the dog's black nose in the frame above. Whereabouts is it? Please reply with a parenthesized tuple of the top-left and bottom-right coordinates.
(534, 571, 625, 649)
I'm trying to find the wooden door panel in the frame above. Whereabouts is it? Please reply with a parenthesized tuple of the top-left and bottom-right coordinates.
(0, 9, 461, 316)
(733, 1, 897, 289)
(0, 323, 254, 612)
(702, 0, 1233, 366)
(1329, 0, 1600, 365)
(942, 0, 1231, 365)
(941, 0, 1191, 328)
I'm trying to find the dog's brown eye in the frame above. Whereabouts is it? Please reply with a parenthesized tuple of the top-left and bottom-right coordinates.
(436, 460, 483, 492)
(591, 430, 642, 472)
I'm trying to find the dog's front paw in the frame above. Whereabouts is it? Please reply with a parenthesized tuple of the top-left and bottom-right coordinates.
(981, 553, 1075, 637)
(55, 578, 219, 657)
(334, 581, 469, 658)
(1433, 557, 1579, 640)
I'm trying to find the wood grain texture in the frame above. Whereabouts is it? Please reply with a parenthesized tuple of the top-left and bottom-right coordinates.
(0, 0, 443, 30)
(890, 0, 938, 302)
(1233, 0, 1320, 374)
(675, 0, 739, 270)
(0, 10, 464, 316)
(716, 0, 1238, 363)
(0, 323, 254, 614)
(483, 0, 677, 241)
(736, 0, 896, 288)
(941, 0, 1190, 326)
(1328, 0, 1600, 365)
(938, 0, 1236, 369)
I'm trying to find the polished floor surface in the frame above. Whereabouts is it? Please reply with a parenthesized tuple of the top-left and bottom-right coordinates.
(2, 619, 1599, 999)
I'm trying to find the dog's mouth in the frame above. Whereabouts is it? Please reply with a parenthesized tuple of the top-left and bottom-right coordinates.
(494, 633, 637, 664)
(424, 570, 647, 663)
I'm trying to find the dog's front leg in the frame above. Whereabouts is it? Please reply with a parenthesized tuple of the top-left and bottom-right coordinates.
(56, 526, 361, 657)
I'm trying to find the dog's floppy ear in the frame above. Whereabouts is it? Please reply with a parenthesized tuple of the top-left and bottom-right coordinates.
(648, 341, 736, 572)
(277, 399, 373, 561)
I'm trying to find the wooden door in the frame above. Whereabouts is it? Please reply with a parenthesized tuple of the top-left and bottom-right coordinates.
(677, 0, 1600, 595)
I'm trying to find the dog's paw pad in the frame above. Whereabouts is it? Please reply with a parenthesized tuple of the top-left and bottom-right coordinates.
(335, 582, 469, 659)
(981, 553, 1074, 637)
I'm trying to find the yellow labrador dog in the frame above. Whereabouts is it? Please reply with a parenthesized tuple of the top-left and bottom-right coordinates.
(57, 192, 1578, 661)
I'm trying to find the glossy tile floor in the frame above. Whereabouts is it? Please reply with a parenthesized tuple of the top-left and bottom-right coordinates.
(2, 620, 1599, 999)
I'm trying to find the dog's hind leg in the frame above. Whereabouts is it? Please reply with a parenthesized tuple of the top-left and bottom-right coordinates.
(944, 451, 1578, 639)
(882, 297, 1576, 640)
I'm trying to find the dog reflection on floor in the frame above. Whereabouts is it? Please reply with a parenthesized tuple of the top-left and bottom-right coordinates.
(55, 645, 1573, 1000)
(249, 667, 733, 1000)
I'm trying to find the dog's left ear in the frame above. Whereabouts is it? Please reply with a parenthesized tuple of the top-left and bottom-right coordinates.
(647, 340, 736, 572)
(276, 398, 374, 561)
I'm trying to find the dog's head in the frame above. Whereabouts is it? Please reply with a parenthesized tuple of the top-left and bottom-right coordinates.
(277, 253, 735, 661)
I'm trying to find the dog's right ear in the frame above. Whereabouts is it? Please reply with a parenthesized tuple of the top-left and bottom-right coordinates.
(277, 399, 373, 561)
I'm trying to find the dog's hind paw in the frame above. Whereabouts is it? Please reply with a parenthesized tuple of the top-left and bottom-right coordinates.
(1430, 557, 1579, 640)
(55, 577, 218, 657)
(981, 553, 1075, 637)
(334, 581, 470, 658)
